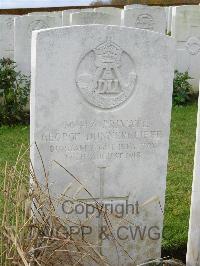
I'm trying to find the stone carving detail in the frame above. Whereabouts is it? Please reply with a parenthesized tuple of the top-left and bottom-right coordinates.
(76, 38, 137, 109)
(28, 20, 48, 35)
(186, 37, 200, 55)
(6, 18, 13, 29)
(135, 14, 154, 30)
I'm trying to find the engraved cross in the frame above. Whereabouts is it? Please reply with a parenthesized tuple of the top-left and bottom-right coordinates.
(77, 166, 129, 253)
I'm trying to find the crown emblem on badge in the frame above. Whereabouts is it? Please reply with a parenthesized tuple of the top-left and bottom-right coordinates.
(76, 37, 137, 109)
(94, 37, 122, 67)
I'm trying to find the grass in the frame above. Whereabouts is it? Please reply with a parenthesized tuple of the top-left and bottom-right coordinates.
(163, 103, 198, 254)
(0, 103, 198, 256)
(0, 125, 29, 168)
(0, 125, 29, 223)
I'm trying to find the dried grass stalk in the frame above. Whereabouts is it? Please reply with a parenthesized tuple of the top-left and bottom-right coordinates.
(0, 145, 127, 265)
(0, 145, 183, 266)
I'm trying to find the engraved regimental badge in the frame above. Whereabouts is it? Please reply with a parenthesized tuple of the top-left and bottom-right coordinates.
(135, 14, 154, 30)
(186, 37, 200, 55)
(76, 38, 137, 109)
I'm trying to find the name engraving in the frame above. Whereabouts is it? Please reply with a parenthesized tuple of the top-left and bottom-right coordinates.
(41, 119, 162, 161)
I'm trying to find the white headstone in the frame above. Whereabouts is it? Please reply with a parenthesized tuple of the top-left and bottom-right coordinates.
(165, 6, 172, 34)
(62, 9, 94, 26)
(28, 11, 62, 23)
(28, 12, 54, 15)
(31, 25, 175, 265)
(94, 7, 121, 14)
(14, 15, 62, 75)
(171, 5, 200, 44)
(62, 9, 81, 26)
(187, 82, 200, 266)
(124, 4, 145, 10)
(70, 11, 120, 26)
(123, 5, 167, 34)
(81, 8, 95, 12)
(94, 7, 122, 25)
(172, 5, 200, 91)
(0, 15, 16, 59)
(171, 5, 176, 33)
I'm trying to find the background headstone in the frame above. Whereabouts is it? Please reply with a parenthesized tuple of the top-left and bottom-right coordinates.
(62, 9, 81, 26)
(70, 11, 120, 26)
(123, 5, 167, 34)
(187, 83, 200, 266)
(171, 5, 200, 91)
(81, 8, 95, 12)
(171, 5, 200, 46)
(28, 11, 62, 24)
(14, 15, 62, 75)
(31, 25, 175, 265)
(28, 11, 54, 15)
(0, 15, 16, 59)
(124, 4, 146, 10)
(94, 7, 122, 25)
(165, 6, 172, 34)
(62, 9, 95, 26)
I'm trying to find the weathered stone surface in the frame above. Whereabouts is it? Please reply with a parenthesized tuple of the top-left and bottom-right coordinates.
(187, 83, 200, 266)
(62, 9, 81, 26)
(28, 11, 62, 21)
(94, 7, 121, 14)
(62, 9, 95, 26)
(171, 5, 200, 44)
(165, 6, 172, 34)
(124, 4, 146, 10)
(123, 5, 167, 34)
(0, 15, 16, 59)
(94, 7, 122, 25)
(31, 25, 175, 265)
(28, 11, 54, 15)
(70, 11, 120, 26)
(14, 15, 62, 75)
(172, 5, 200, 91)
(81, 8, 95, 12)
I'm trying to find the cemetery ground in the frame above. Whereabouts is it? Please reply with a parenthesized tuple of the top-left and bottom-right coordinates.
(0, 103, 197, 262)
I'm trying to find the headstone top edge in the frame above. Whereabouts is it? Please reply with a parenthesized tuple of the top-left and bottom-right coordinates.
(124, 4, 165, 10)
(70, 11, 113, 17)
(14, 14, 58, 21)
(30, 23, 173, 39)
